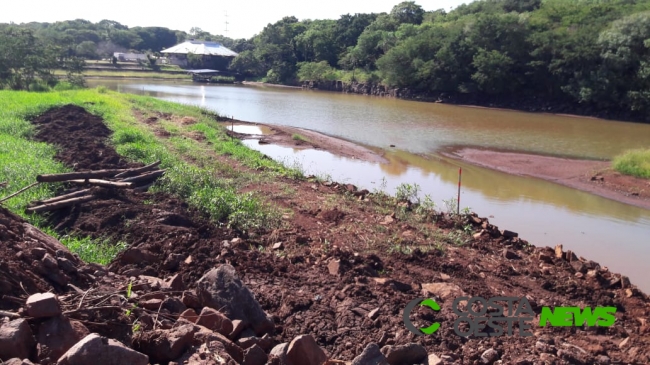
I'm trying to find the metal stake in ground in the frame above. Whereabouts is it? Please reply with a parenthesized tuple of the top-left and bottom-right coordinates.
(457, 167, 462, 215)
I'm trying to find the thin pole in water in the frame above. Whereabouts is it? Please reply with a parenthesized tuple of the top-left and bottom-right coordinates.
(457, 167, 462, 215)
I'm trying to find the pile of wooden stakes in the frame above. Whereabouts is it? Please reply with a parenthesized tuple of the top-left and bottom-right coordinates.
(1, 161, 164, 214)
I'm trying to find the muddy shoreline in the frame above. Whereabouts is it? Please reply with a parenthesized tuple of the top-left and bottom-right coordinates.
(442, 147, 650, 210)
(219, 118, 388, 164)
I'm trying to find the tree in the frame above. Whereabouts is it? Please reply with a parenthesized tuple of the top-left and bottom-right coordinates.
(390, 1, 425, 25)
(0, 26, 58, 90)
(76, 40, 98, 59)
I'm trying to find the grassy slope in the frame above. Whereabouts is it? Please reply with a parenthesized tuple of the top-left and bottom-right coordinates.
(0, 88, 300, 263)
(613, 149, 650, 179)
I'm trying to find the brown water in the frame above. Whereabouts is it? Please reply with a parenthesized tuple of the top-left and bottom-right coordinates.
(90, 79, 650, 292)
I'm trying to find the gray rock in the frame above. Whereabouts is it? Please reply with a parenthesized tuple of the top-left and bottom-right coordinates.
(197, 265, 274, 336)
(26, 293, 61, 318)
(57, 333, 148, 365)
(351, 343, 388, 365)
(0, 319, 36, 360)
(380, 343, 427, 365)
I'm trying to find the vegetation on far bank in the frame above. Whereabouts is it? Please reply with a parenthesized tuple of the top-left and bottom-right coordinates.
(613, 149, 650, 179)
(0, 88, 302, 262)
(6, 1, 650, 117)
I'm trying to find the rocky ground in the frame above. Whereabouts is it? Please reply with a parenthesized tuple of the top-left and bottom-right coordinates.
(1, 105, 649, 365)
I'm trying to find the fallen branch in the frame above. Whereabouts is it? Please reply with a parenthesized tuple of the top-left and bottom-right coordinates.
(77, 288, 94, 310)
(33, 189, 92, 206)
(37, 169, 130, 183)
(0, 182, 40, 204)
(114, 160, 162, 179)
(118, 169, 166, 184)
(26, 195, 96, 214)
(68, 179, 133, 189)
(0, 310, 20, 319)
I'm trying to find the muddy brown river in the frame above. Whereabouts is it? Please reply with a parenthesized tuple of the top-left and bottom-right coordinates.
(89, 79, 650, 292)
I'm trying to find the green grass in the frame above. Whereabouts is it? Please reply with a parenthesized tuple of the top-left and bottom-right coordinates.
(613, 149, 650, 179)
(58, 234, 128, 265)
(292, 133, 309, 142)
(0, 88, 301, 262)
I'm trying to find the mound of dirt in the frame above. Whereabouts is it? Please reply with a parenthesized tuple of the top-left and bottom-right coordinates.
(0, 206, 93, 310)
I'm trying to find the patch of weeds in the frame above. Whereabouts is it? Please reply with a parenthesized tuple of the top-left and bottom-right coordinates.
(388, 243, 413, 255)
(58, 235, 128, 265)
(442, 197, 458, 215)
(292, 133, 309, 142)
(395, 182, 421, 204)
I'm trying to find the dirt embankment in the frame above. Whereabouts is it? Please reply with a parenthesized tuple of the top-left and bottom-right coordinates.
(443, 147, 650, 210)
(1, 105, 649, 365)
(221, 119, 387, 164)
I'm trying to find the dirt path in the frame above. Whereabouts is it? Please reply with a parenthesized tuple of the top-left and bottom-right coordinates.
(443, 147, 650, 210)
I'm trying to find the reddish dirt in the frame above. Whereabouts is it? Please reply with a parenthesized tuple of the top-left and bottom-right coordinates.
(443, 147, 650, 210)
(10, 105, 649, 364)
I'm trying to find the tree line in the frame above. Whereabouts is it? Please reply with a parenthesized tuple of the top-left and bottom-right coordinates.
(4, 0, 650, 116)
(229, 0, 650, 117)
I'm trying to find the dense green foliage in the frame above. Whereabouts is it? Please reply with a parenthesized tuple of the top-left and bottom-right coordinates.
(227, 0, 650, 115)
(1, 19, 250, 60)
(0, 26, 85, 90)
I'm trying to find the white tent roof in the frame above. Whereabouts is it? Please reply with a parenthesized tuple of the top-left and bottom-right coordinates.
(161, 41, 238, 57)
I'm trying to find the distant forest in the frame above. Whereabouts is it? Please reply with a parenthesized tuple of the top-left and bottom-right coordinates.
(4, 0, 650, 116)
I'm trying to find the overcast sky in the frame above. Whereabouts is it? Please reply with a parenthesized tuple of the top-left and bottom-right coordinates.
(2, 0, 472, 39)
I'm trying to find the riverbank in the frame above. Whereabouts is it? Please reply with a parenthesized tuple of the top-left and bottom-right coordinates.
(302, 80, 650, 124)
(443, 147, 650, 210)
(242, 81, 302, 89)
(1, 89, 649, 364)
(220, 119, 387, 163)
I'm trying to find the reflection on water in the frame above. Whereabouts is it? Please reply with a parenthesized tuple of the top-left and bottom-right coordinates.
(90, 79, 650, 292)
(230, 125, 265, 135)
(244, 140, 650, 291)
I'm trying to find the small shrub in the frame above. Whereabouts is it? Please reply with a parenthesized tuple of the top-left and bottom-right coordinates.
(613, 149, 650, 179)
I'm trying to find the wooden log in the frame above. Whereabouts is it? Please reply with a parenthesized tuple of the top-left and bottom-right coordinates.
(118, 170, 165, 184)
(114, 161, 162, 179)
(68, 179, 133, 189)
(37, 169, 130, 183)
(33, 189, 92, 205)
(0, 182, 40, 204)
(26, 195, 96, 213)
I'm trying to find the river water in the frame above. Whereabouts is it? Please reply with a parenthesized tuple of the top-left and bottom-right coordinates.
(89, 80, 650, 292)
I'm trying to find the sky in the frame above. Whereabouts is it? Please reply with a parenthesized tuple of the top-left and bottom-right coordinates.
(2, 0, 472, 40)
